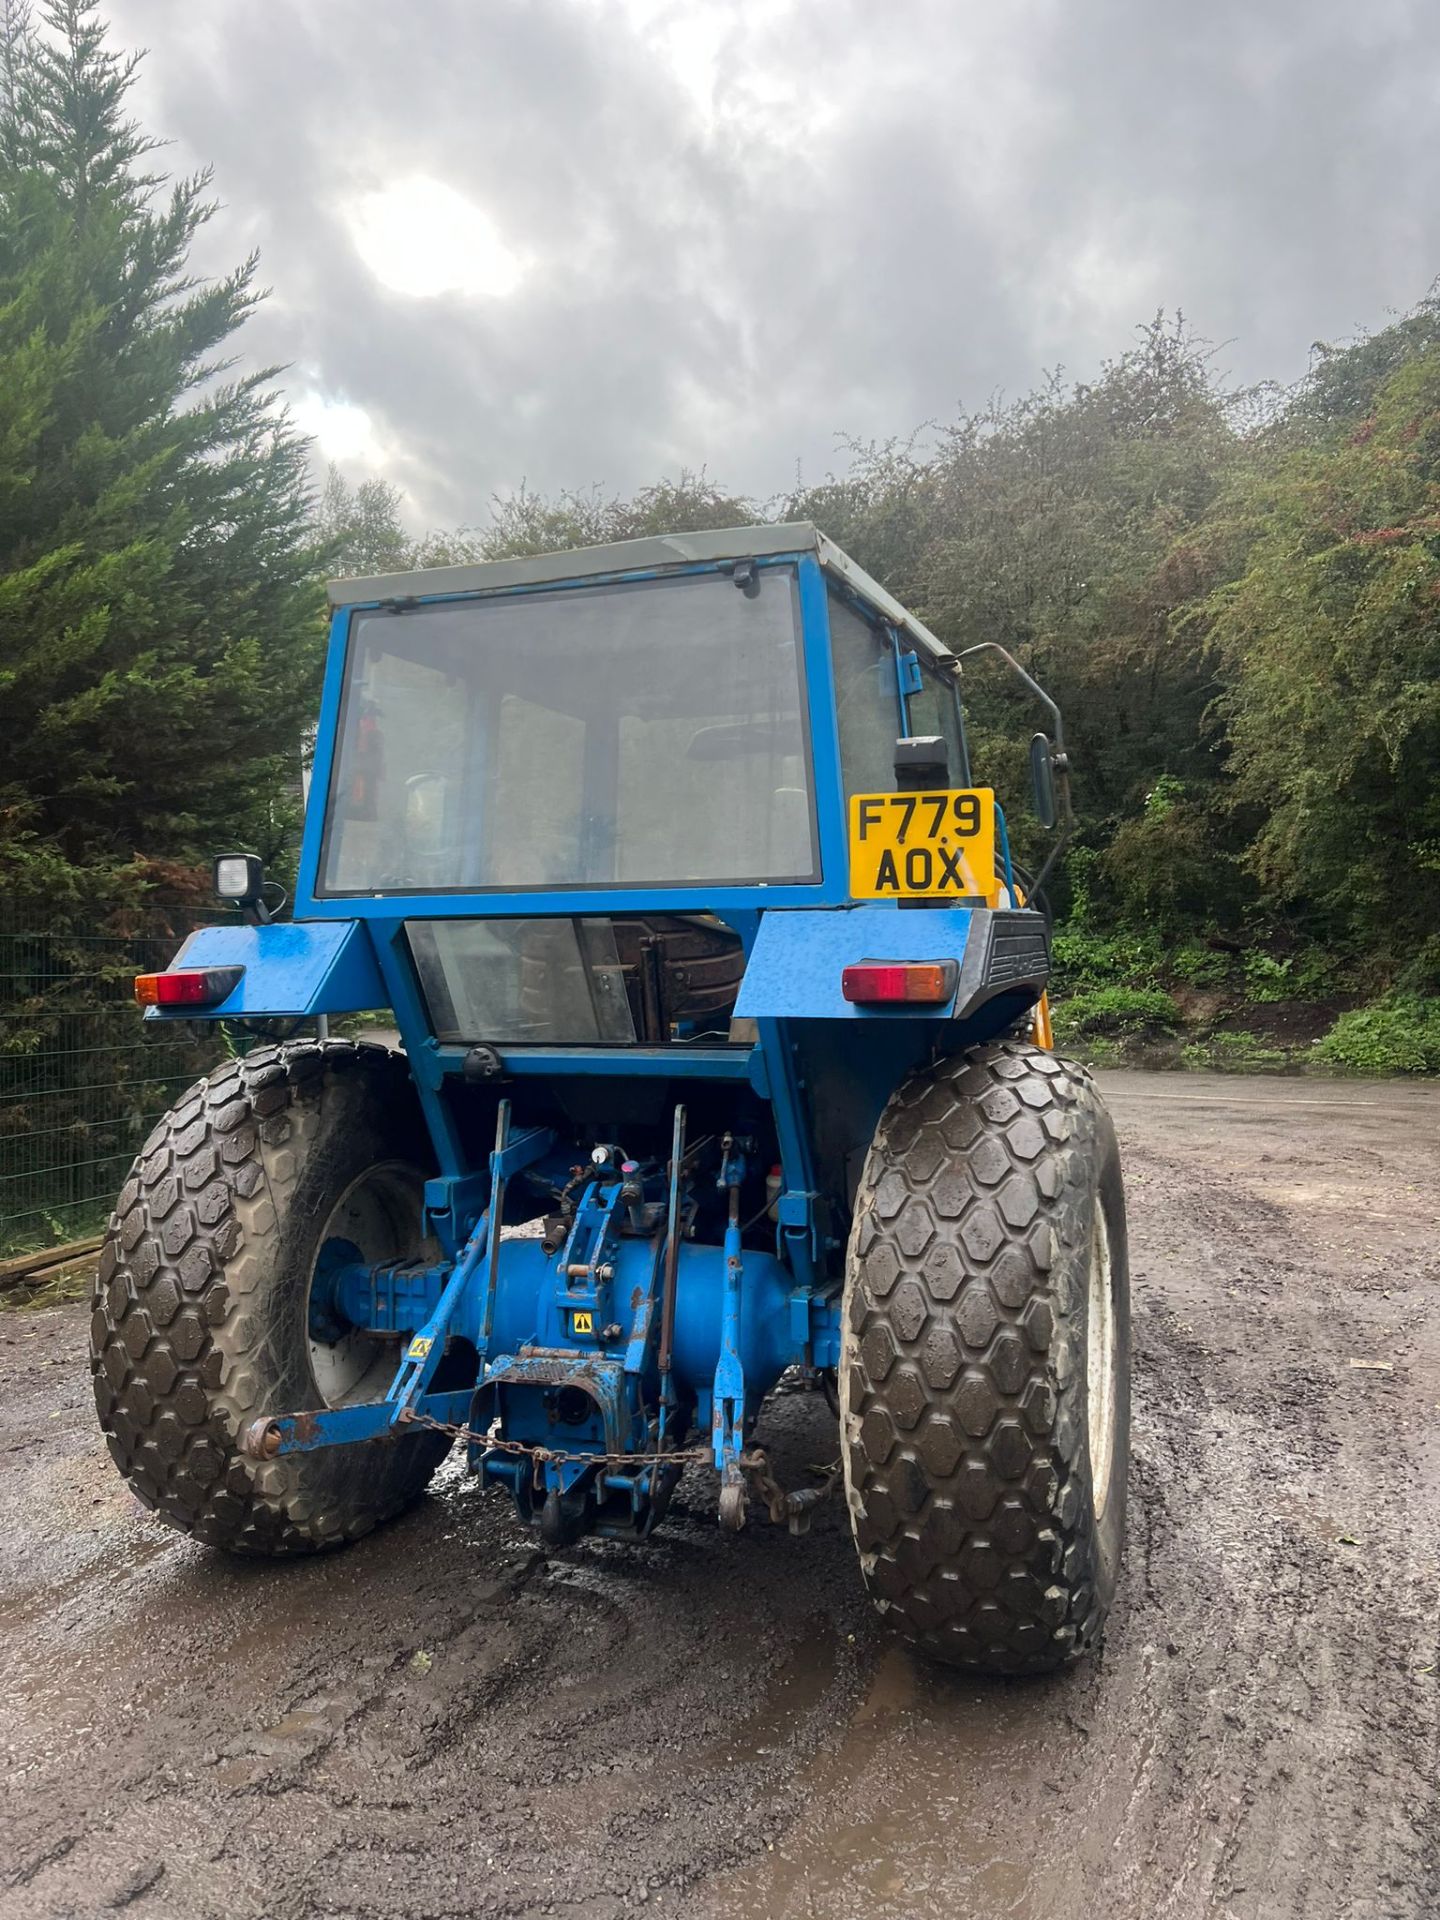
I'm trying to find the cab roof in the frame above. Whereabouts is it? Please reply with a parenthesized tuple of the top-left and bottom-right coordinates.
(325, 521, 953, 665)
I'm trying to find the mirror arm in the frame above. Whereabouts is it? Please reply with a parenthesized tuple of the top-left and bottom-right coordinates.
(952, 641, 1074, 826)
(1025, 828, 1074, 907)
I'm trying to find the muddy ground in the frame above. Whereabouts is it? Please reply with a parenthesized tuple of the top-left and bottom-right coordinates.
(2, 1071, 1438, 1920)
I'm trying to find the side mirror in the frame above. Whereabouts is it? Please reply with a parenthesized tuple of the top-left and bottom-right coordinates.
(1029, 733, 1058, 830)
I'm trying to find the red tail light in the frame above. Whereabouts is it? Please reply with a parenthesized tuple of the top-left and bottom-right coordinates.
(841, 960, 958, 1006)
(134, 966, 244, 1009)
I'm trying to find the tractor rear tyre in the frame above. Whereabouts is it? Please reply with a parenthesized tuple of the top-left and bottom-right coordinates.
(90, 1040, 455, 1554)
(841, 1039, 1129, 1673)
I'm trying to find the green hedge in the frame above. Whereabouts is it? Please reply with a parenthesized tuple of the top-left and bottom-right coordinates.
(1313, 997, 1440, 1076)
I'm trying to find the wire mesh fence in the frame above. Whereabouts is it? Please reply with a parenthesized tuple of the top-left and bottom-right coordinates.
(0, 904, 233, 1258)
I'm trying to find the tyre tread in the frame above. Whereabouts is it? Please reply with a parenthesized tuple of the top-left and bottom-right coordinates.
(841, 1038, 1122, 1673)
(90, 1040, 444, 1555)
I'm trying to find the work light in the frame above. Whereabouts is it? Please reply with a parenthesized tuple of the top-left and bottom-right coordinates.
(213, 853, 266, 905)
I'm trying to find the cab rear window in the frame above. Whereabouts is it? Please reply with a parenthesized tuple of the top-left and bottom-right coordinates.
(319, 567, 818, 895)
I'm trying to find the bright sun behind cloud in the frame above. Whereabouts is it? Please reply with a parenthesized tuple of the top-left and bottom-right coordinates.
(346, 176, 525, 299)
(290, 391, 384, 465)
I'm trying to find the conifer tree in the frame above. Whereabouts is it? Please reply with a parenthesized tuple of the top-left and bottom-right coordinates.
(0, 0, 322, 909)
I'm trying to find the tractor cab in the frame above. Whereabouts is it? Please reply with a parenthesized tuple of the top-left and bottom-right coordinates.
(291, 524, 1046, 1053)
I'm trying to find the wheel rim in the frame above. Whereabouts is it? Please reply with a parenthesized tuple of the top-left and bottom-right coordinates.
(307, 1163, 428, 1408)
(1086, 1202, 1118, 1521)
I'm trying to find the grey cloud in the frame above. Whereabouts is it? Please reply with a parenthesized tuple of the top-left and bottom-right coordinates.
(106, 0, 1440, 528)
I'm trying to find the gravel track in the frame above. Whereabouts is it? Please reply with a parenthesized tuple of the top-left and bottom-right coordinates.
(1, 1071, 1436, 1920)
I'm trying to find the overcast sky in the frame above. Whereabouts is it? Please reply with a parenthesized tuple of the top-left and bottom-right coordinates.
(105, 0, 1439, 531)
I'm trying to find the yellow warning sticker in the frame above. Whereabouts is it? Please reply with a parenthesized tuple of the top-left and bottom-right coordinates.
(572, 1310, 594, 1336)
(407, 1335, 433, 1360)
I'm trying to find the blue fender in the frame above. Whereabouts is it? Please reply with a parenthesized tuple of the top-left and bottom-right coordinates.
(143, 919, 387, 1022)
(733, 903, 1048, 1023)
(735, 903, 972, 1020)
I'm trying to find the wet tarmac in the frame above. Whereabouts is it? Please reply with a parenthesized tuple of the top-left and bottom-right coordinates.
(2, 1071, 1437, 1919)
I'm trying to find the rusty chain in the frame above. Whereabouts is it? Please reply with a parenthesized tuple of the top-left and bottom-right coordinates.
(739, 1449, 844, 1534)
(405, 1408, 711, 1474)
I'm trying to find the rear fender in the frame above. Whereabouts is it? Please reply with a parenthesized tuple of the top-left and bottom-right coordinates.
(141, 919, 387, 1022)
(734, 905, 1048, 1024)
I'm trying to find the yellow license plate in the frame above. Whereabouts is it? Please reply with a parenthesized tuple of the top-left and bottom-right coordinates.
(848, 788, 997, 901)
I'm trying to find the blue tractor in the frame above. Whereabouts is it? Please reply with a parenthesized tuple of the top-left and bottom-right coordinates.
(92, 524, 1129, 1673)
